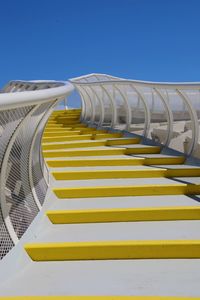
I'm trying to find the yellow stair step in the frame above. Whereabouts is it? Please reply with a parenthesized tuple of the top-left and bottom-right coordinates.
(53, 183, 200, 199)
(43, 130, 82, 137)
(94, 133, 123, 140)
(126, 146, 160, 155)
(0, 297, 199, 300)
(144, 156, 185, 165)
(24, 240, 200, 261)
(63, 123, 87, 128)
(106, 137, 140, 146)
(46, 156, 185, 168)
(42, 140, 106, 150)
(47, 206, 200, 224)
(43, 129, 108, 137)
(52, 167, 200, 180)
(42, 134, 97, 143)
(52, 168, 166, 180)
(44, 127, 83, 132)
(42, 133, 128, 144)
(43, 146, 161, 158)
(43, 148, 125, 158)
(57, 120, 81, 125)
(46, 157, 145, 167)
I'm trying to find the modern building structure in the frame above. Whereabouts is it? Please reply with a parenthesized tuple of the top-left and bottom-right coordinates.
(0, 74, 200, 298)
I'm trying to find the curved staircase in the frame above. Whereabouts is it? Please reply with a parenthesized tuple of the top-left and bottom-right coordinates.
(0, 76, 200, 298)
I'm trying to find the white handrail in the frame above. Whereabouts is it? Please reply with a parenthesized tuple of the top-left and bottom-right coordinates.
(0, 80, 74, 110)
(71, 73, 200, 158)
(70, 73, 200, 89)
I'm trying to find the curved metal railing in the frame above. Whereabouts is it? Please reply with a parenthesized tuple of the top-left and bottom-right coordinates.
(0, 80, 74, 258)
(71, 73, 200, 159)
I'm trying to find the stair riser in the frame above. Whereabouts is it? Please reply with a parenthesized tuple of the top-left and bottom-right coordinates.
(47, 207, 200, 224)
(46, 158, 144, 167)
(25, 240, 200, 261)
(52, 168, 200, 180)
(46, 157, 184, 167)
(43, 149, 125, 158)
(53, 184, 200, 199)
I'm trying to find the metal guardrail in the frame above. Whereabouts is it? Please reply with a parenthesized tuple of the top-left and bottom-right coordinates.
(0, 80, 74, 258)
(70, 73, 200, 158)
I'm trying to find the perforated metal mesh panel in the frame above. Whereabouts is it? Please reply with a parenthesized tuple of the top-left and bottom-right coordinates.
(0, 106, 33, 258)
(0, 102, 57, 257)
(31, 103, 54, 205)
(5, 107, 39, 239)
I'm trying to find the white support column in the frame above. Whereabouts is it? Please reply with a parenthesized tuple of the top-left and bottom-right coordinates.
(101, 84, 117, 128)
(84, 86, 97, 124)
(78, 86, 94, 123)
(131, 84, 151, 138)
(89, 86, 105, 127)
(114, 85, 132, 131)
(176, 89, 199, 155)
(154, 88, 173, 147)
(74, 86, 87, 122)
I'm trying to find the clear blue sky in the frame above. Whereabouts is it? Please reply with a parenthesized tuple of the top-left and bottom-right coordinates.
(1, 0, 200, 88)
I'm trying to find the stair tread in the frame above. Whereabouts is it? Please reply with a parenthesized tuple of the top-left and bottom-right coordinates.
(45, 155, 142, 161)
(43, 146, 122, 152)
(52, 177, 185, 188)
(1, 259, 200, 296)
(152, 164, 200, 169)
(48, 195, 200, 211)
(114, 144, 159, 149)
(31, 220, 200, 243)
(133, 154, 183, 158)
(49, 165, 156, 172)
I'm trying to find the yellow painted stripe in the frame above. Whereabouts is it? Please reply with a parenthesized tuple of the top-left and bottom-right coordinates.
(46, 120, 58, 124)
(46, 157, 144, 167)
(44, 127, 68, 134)
(166, 168, 200, 177)
(126, 146, 160, 154)
(43, 146, 162, 158)
(79, 129, 108, 134)
(50, 114, 81, 119)
(47, 206, 200, 224)
(52, 168, 166, 180)
(44, 128, 81, 132)
(56, 116, 81, 120)
(42, 133, 127, 143)
(0, 297, 199, 300)
(106, 138, 140, 145)
(94, 133, 123, 139)
(45, 123, 64, 127)
(45, 123, 86, 129)
(42, 134, 95, 143)
(53, 183, 196, 199)
(145, 156, 185, 165)
(58, 120, 80, 125)
(62, 122, 85, 127)
(24, 240, 200, 261)
(42, 140, 106, 150)
(52, 167, 200, 180)
(43, 148, 125, 158)
(45, 156, 185, 168)
(63, 123, 87, 128)
(45, 125, 65, 130)
(43, 129, 108, 138)
(57, 116, 80, 120)
(43, 131, 82, 137)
